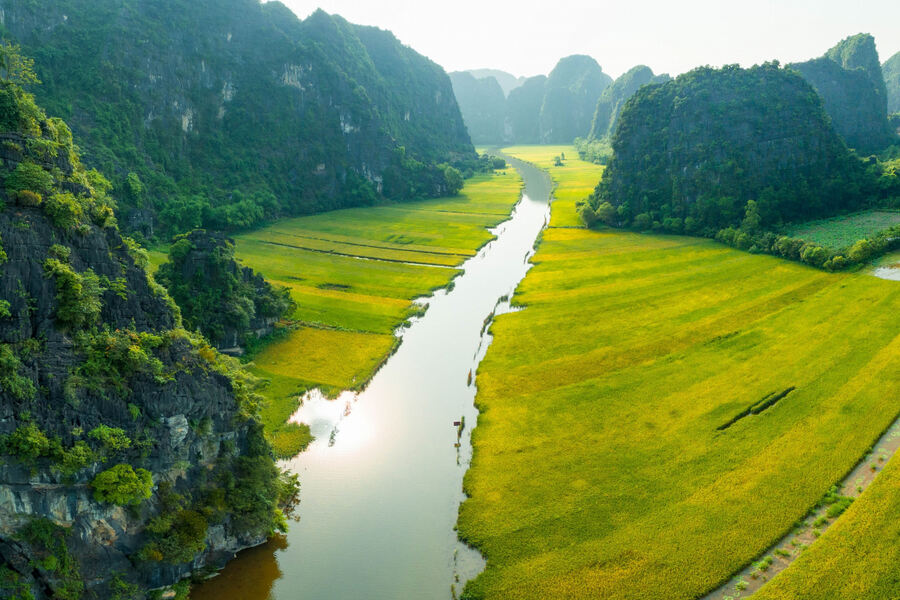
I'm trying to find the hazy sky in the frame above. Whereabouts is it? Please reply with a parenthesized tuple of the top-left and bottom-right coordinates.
(272, 0, 900, 79)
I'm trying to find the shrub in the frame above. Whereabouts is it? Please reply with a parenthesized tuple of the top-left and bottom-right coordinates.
(0, 344, 36, 401)
(5, 160, 52, 196)
(88, 424, 132, 455)
(3, 423, 49, 461)
(91, 464, 153, 506)
(43, 258, 103, 330)
(43, 192, 84, 230)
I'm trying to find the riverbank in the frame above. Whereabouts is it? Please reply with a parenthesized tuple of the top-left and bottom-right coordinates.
(457, 147, 900, 599)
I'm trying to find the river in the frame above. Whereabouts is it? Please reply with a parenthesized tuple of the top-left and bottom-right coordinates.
(191, 158, 552, 600)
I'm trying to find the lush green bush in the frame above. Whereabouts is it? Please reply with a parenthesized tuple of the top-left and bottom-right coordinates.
(16, 518, 83, 600)
(5, 160, 53, 198)
(43, 257, 103, 330)
(91, 464, 153, 506)
(0, 344, 36, 401)
(88, 425, 132, 455)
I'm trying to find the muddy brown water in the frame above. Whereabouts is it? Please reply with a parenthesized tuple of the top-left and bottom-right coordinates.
(191, 159, 552, 600)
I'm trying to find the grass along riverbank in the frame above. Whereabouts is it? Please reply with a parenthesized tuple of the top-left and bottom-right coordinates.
(457, 149, 900, 599)
(233, 170, 523, 456)
(499, 146, 602, 227)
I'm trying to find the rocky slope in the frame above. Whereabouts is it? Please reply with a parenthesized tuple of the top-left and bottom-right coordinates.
(885, 51, 900, 115)
(592, 63, 871, 233)
(0, 0, 475, 238)
(0, 75, 291, 598)
(539, 55, 612, 143)
(791, 34, 895, 153)
(448, 72, 507, 145)
(588, 65, 670, 140)
(464, 69, 527, 97)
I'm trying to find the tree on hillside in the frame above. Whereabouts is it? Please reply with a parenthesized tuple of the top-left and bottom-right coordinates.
(0, 42, 39, 85)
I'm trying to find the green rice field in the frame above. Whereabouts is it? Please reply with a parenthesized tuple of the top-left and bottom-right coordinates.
(457, 149, 900, 599)
(783, 209, 900, 251)
(500, 146, 602, 227)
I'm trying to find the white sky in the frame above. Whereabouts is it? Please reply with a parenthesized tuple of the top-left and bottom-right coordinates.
(270, 0, 900, 79)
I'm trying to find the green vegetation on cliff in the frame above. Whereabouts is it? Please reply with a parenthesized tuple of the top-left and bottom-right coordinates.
(157, 230, 294, 349)
(885, 51, 900, 115)
(540, 55, 612, 144)
(0, 48, 294, 599)
(0, 0, 475, 238)
(449, 72, 507, 145)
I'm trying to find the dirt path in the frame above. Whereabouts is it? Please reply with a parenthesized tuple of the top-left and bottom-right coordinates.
(701, 415, 900, 599)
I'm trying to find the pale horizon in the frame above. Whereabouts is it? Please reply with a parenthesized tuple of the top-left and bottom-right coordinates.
(272, 0, 900, 80)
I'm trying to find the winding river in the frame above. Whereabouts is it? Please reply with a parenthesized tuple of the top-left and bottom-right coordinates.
(192, 159, 552, 599)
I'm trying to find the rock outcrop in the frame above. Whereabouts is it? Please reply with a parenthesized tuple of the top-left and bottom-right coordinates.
(156, 230, 294, 351)
(884, 51, 900, 115)
(449, 72, 507, 145)
(791, 34, 895, 153)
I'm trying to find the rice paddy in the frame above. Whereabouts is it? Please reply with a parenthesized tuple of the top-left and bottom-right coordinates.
(499, 146, 602, 227)
(457, 149, 900, 599)
(783, 209, 900, 251)
(233, 170, 523, 456)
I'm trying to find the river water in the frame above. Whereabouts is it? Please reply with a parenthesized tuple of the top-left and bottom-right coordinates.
(192, 159, 552, 600)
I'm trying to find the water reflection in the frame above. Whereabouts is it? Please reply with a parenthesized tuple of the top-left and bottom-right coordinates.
(191, 535, 287, 600)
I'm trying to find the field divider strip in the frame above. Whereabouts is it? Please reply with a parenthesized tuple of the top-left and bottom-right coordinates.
(253, 240, 458, 268)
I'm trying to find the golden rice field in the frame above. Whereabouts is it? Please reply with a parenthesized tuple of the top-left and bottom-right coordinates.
(457, 149, 900, 599)
(233, 170, 523, 456)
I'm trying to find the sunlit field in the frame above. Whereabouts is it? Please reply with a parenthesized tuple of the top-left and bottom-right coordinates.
(234, 170, 522, 456)
(500, 145, 602, 227)
(457, 151, 900, 599)
(784, 209, 900, 251)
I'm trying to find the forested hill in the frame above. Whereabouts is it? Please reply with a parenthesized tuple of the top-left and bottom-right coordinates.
(0, 0, 474, 239)
(591, 63, 871, 234)
(791, 34, 895, 153)
(588, 65, 670, 140)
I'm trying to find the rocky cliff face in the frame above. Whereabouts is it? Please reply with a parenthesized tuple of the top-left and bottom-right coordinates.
(449, 72, 507, 145)
(588, 65, 670, 140)
(505, 75, 548, 144)
(884, 52, 900, 115)
(0, 79, 290, 598)
(539, 55, 612, 143)
(452, 56, 613, 145)
(594, 63, 869, 231)
(0, 0, 474, 237)
(791, 34, 895, 153)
